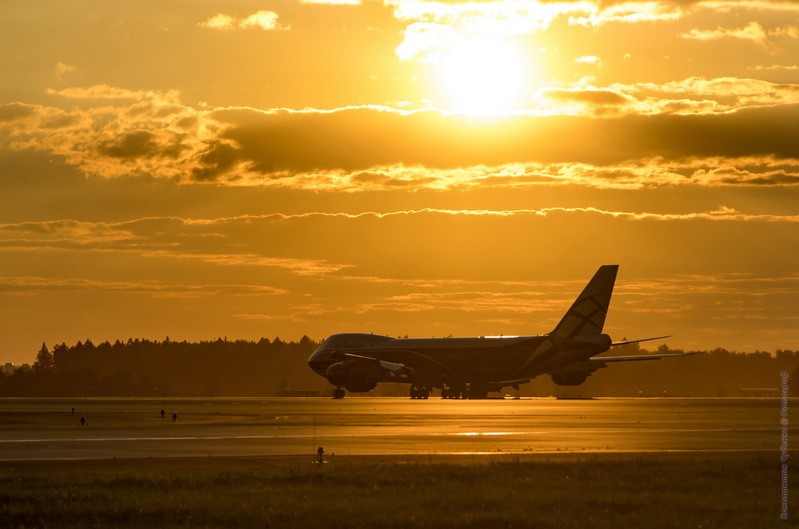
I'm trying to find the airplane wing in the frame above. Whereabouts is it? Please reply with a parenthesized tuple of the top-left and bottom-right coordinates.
(331, 349, 469, 386)
(331, 351, 407, 372)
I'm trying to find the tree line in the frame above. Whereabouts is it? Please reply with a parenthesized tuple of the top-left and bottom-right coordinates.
(1, 338, 799, 397)
(1, 337, 328, 397)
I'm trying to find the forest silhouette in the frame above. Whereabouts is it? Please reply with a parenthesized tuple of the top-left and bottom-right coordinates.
(2, 337, 799, 397)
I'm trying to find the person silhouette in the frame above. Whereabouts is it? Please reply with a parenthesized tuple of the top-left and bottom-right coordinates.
(80, 416, 86, 426)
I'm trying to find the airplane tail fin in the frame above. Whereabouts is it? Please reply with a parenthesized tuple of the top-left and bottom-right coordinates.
(549, 265, 618, 338)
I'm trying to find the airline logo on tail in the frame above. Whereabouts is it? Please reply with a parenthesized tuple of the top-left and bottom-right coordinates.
(550, 264, 617, 338)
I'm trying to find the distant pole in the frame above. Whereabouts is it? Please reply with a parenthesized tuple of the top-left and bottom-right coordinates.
(313, 416, 316, 457)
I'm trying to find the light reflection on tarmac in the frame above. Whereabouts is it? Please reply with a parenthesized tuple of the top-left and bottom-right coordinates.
(0, 397, 794, 460)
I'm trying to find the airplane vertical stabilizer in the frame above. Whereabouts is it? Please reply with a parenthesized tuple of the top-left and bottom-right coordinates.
(549, 265, 618, 338)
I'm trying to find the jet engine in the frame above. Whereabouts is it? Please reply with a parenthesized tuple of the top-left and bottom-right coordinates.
(325, 360, 379, 392)
(551, 372, 590, 386)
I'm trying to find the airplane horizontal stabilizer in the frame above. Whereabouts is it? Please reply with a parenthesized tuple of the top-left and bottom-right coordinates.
(611, 335, 672, 346)
(590, 351, 702, 363)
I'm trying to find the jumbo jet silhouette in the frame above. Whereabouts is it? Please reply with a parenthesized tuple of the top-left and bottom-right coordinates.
(308, 265, 695, 399)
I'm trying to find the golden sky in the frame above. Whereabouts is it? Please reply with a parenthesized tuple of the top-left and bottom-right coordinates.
(2, 0, 799, 363)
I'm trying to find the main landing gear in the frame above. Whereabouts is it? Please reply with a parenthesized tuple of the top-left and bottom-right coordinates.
(410, 385, 429, 399)
(441, 387, 462, 399)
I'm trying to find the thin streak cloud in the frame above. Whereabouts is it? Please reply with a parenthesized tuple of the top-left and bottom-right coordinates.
(3, 206, 799, 238)
(199, 11, 289, 31)
(0, 277, 287, 297)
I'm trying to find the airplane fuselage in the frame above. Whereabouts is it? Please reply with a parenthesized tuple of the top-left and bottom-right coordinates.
(308, 331, 612, 390)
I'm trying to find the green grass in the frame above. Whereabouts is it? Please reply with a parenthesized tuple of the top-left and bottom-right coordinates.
(0, 454, 786, 528)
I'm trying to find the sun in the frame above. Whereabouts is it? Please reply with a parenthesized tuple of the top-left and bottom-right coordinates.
(437, 38, 529, 115)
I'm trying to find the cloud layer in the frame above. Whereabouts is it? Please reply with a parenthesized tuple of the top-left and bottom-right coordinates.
(2, 79, 799, 190)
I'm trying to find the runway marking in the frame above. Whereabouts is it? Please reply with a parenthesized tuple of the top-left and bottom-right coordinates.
(0, 447, 785, 463)
(457, 431, 529, 436)
(0, 434, 312, 443)
(0, 426, 787, 445)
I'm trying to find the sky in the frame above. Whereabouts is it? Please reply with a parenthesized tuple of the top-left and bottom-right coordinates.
(1, 0, 799, 364)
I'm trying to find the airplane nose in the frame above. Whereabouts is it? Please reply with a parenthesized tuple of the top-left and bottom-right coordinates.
(308, 348, 333, 375)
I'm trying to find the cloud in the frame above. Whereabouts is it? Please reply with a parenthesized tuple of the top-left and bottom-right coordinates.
(5, 207, 798, 301)
(0, 103, 37, 122)
(208, 102, 799, 184)
(2, 86, 238, 181)
(536, 77, 799, 116)
(387, 0, 686, 35)
(172, 155, 799, 190)
(395, 22, 458, 62)
(301, 0, 361, 4)
(4, 204, 799, 252)
(696, 0, 799, 13)
(751, 64, 799, 71)
(140, 251, 352, 275)
(47, 84, 181, 102)
(540, 88, 630, 107)
(387, 0, 799, 65)
(240, 11, 290, 31)
(0, 215, 355, 276)
(682, 20, 766, 41)
(353, 290, 572, 314)
(387, 0, 689, 64)
(568, 1, 684, 26)
(2, 205, 797, 352)
(199, 11, 289, 31)
(0, 219, 138, 245)
(389, 0, 567, 33)
(0, 276, 286, 298)
(681, 21, 799, 49)
(3, 80, 799, 189)
(771, 24, 799, 38)
(199, 13, 237, 30)
(54, 62, 77, 81)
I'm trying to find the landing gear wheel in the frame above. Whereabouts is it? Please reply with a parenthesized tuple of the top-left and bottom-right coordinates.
(411, 385, 429, 399)
(333, 387, 345, 399)
(442, 387, 461, 399)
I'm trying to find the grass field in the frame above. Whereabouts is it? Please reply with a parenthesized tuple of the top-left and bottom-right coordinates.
(0, 453, 788, 528)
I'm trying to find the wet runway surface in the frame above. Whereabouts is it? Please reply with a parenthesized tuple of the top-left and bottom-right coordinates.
(0, 397, 794, 460)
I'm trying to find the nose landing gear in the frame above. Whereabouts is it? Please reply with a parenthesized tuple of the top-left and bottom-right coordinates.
(333, 387, 345, 399)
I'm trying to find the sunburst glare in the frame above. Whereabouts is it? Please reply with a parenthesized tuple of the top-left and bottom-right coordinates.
(437, 37, 530, 115)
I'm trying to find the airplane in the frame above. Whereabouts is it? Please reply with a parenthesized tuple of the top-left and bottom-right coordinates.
(307, 265, 698, 399)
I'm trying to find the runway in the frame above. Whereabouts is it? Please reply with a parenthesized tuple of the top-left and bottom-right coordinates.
(0, 397, 794, 460)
